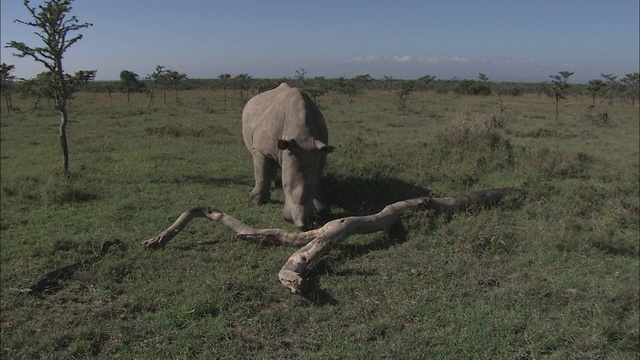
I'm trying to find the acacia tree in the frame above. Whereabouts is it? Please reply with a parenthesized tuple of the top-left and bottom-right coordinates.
(305, 76, 328, 104)
(5, 0, 95, 177)
(396, 80, 414, 112)
(218, 73, 231, 111)
(1, 63, 16, 114)
(416, 74, 436, 92)
(336, 75, 370, 110)
(165, 70, 187, 105)
(382, 75, 395, 92)
(234, 73, 253, 103)
(294, 68, 307, 86)
(587, 79, 606, 106)
(353, 74, 373, 91)
(620, 72, 639, 106)
(26, 71, 56, 111)
(146, 65, 165, 108)
(546, 71, 573, 121)
(335, 77, 361, 110)
(119, 70, 143, 106)
(600, 73, 619, 105)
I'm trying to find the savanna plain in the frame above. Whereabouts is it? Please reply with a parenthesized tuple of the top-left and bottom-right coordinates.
(1, 87, 638, 359)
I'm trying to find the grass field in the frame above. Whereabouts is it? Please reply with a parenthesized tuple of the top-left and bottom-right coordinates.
(1, 87, 638, 359)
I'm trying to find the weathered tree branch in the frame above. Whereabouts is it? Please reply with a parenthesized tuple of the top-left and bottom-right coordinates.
(141, 188, 526, 293)
(279, 188, 526, 293)
(140, 206, 311, 249)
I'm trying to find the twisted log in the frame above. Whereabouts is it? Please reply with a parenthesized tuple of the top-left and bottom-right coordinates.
(141, 188, 526, 293)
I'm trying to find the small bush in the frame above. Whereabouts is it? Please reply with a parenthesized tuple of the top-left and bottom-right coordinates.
(454, 80, 492, 96)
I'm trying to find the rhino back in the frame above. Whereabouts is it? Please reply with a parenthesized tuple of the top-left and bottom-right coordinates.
(283, 90, 328, 144)
(242, 83, 327, 160)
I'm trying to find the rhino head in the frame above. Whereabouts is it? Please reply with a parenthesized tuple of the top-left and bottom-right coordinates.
(277, 138, 334, 229)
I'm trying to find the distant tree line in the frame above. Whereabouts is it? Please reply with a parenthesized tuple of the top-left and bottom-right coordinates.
(81, 71, 639, 101)
(2, 66, 639, 111)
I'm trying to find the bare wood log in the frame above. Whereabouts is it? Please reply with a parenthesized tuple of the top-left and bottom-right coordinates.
(140, 188, 526, 293)
(278, 197, 429, 293)
(418, 187, 526, 214)
(140, 206, 311, 249)
(280, 188, 526, 293)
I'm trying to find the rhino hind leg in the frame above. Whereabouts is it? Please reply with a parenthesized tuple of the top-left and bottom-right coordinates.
(250, 153, 277, 204)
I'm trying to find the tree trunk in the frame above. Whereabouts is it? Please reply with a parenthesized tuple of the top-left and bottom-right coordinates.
(223, 88, 227, 111)
(148, 84, 156, 108)
(141, 188, 526, 294)
(31, 95, 41, 112)
(59, 108, 70, 177)
(4, 94, 12, 114)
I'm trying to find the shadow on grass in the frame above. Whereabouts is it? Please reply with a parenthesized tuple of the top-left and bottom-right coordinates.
(148, 173, 433, 304)
(298, 278, 341, 306)
(171, 174, 253, 187)
(298, 222, 419, 305)
(298, 174, 434, 304)
(591, 240, 639, 258)
(320, 173, 432, 218)
(173, 240, 220, 251)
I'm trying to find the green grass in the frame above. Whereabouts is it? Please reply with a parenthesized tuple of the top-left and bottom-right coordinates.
(1, 88, 638, 359)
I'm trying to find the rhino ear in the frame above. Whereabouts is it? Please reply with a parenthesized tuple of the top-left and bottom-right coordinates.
(314, 139, 335, 154)
(277, 139, 291, 150)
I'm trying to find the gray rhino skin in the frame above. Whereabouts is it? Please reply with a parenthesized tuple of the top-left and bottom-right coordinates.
(242, 83, 333, 229)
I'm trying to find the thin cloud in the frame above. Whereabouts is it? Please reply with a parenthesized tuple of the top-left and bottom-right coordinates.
(392, 55, 413, 63)
(449, 56, 470, 63)
(347, 55, 472, 65)
(347, 55, 381, 63)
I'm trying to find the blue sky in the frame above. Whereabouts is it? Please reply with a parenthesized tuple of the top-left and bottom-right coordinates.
(1, 0, 638, 82)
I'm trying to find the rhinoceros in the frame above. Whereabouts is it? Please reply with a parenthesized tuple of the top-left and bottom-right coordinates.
(242, 83, 333, 228)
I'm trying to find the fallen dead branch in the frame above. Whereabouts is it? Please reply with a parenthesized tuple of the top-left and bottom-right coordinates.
(142, 188, 526, 294)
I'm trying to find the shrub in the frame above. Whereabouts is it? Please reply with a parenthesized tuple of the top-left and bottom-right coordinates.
(454, 80, 492, 96)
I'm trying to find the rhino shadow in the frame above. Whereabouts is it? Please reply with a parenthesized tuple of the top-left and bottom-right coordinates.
(297, 218, 443, 305)
(296, 174, 433, 304)
(319, 173, 433, 219)
(175, 174, 253, 187)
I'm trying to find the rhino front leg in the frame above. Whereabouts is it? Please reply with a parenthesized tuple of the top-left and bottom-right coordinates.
(250, 153, 277, 204)
(313, 197, 326, 212)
